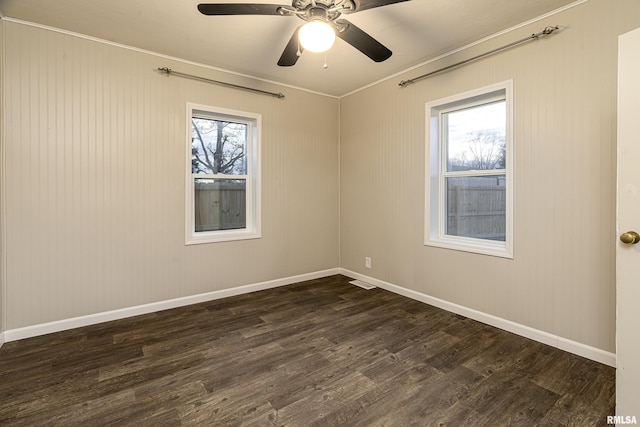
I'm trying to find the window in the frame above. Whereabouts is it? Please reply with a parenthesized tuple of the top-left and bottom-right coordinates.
(186, 103, 261, 244)
(425, 81, 513, 258)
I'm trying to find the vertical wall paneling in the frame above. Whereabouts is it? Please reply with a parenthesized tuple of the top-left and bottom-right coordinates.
(340, 0, 640, 354)
(2, 21, 339, 329)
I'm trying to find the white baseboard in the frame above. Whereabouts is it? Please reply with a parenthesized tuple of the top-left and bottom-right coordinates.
(3, 268, 341, 343)
(340, 268, 616, 368)
(2, 267, 617, 368)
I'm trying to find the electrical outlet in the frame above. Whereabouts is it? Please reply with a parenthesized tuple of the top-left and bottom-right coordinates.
(365, 257, 372, 269)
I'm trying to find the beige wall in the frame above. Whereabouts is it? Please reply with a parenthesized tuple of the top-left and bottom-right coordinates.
(1, 21, 339, 329)
(340, 0, 640, 354)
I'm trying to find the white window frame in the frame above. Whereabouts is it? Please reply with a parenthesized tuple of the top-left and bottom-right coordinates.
(185, 103, 261, 245)
(425, 81, 513, 258)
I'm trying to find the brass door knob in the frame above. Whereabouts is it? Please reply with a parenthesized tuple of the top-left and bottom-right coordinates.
(620, 231, 640, 244)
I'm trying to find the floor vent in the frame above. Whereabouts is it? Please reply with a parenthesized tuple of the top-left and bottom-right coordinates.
(349, 279, 377, 290)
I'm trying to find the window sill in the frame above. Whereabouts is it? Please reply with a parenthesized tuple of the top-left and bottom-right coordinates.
(424, 236, 513, 259)
(186, 230, 261, 245)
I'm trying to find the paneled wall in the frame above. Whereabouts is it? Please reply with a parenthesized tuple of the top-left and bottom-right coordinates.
(1, 21, 339, 329)
(340, 0, 640, 354)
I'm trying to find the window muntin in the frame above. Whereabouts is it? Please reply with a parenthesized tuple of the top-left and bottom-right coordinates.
(425, 81, 513, 258)
(186, 104, 261, 244)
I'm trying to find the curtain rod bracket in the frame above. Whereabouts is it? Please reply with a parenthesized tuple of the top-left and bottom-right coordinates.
(399, 25, 560, 88)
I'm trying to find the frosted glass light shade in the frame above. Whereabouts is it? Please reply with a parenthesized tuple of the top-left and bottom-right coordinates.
(298, 21, 336, 53)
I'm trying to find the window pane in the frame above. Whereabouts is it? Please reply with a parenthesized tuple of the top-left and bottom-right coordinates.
(445, 101, 506, 172)
(192, 118, 247, 175)
(446, 176, 505, 241)
(194, 179, 246, 232)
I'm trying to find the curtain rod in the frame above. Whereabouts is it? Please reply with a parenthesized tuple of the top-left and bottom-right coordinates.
(399, 26, 560, 88)
(157, 67, 285, 99)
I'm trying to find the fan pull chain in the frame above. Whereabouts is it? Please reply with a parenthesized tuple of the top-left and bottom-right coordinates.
(323, 53, 328, 69)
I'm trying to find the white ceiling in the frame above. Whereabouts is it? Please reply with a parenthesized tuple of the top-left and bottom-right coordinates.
(0, 0, 578, 96)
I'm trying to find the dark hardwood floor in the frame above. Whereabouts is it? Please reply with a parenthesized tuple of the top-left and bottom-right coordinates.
(0, 275, 615, 426)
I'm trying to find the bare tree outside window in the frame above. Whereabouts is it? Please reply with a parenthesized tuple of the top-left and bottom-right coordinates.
(192, 118, 247, 175)
(448, 131, 506, 171)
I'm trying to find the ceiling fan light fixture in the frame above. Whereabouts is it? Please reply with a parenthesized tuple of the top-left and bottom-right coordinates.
(298, 21, 336, 53)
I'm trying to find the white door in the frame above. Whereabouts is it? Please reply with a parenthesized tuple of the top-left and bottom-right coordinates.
(617, 26, 640, 415)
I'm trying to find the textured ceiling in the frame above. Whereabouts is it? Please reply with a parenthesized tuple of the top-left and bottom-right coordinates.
(0, 0, 580, 96)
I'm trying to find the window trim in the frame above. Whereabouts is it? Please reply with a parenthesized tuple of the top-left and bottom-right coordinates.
(424, 81, 513, 258)
(185, 103, 261, 245)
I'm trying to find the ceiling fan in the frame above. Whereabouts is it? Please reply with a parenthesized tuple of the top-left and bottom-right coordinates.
(197, 0, 411, 66)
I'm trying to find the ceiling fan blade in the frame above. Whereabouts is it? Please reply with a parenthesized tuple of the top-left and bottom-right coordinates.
(341, 0, 411, 13)
(197, 3, 288, 15)
(278, 26, 303, 66)
(335, 19, 392, 62)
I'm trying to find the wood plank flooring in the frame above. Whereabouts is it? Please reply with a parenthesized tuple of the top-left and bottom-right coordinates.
(0, 275, 615, 426)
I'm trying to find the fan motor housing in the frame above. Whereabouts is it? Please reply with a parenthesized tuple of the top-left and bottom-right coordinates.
(306, 6, 329, 20)
(293, 0, 335, 8)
